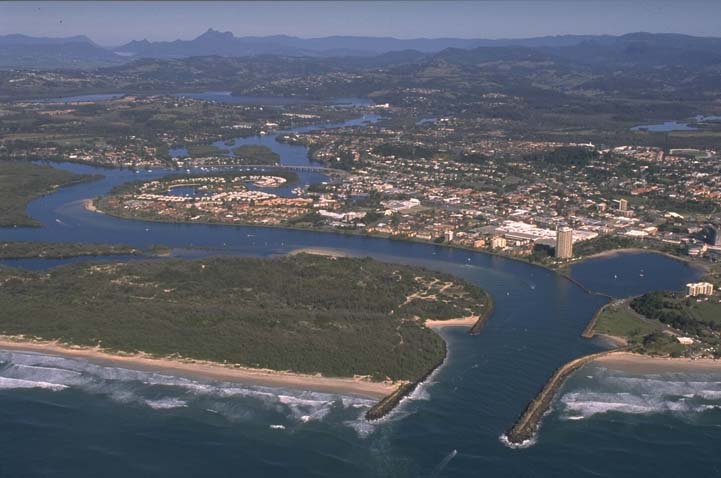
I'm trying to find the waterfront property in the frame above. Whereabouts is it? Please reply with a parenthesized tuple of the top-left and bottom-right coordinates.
(687, 281, 715, 296)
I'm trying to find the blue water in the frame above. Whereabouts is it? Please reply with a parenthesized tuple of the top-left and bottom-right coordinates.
(569, 251, 702, 298)
(0, 112, 716, 477)
(170, 113, 379, 162)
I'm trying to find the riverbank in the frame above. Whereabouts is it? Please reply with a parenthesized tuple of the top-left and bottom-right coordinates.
(0, 336, 397, 399)
(573, 247, 708, 273)
(86, 197, 603, 297)
(288, 246, 353, 258)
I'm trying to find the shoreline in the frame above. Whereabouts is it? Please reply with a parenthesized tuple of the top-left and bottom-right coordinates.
(287, 246, 354, 258)
(0, 336, 398, 399)
(572, 247, 709, 273)
(594, 351, 721, 373)
(425, 315, 479, 328)
(85, 197, 604, 296)
(90, 197, 707, 303)
(81, 198, 102, 213)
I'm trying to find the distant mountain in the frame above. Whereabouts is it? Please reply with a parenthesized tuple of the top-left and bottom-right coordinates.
(0, 33, 124, 69)
(0, 33, 100, 46)
(114, 30, 721, 69)
(553, 32, 721, 68)
(114, 29, 617, 59)
(3, 30, 721, 70)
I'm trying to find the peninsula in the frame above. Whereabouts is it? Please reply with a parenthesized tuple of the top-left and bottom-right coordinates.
(0, 254, 491, 405)
(0, 161, 98, 227)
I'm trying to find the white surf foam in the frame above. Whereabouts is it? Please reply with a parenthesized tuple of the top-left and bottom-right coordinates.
(559, 369, 721, 420)
(144, 398, 188, 410)
(0, 376, 67, 391)
(0, 349, 372, 429)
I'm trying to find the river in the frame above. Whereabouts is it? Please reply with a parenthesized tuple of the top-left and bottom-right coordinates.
(0, 102, 715, 478)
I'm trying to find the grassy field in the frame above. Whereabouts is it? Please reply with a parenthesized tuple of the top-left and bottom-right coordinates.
(689, 299, 721, 325)
(593, 300, 664, 344)
(0, 161, 95, 227)
(0, 254, 491, 382)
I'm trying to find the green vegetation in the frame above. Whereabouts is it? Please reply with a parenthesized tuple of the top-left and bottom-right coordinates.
(0, 161, 96, 227)
(185, 144, 225, 157)
(0, 242, 140, 259)
(571, 235, 681, 260)
(573, 235, 641, 257)
(589, 292, 721, 358)
(689, 300, 721, 325)
(638, 332, 687, 357)
(0, 254, 490, 381)
(631, 292, 721, 336)
(592, 300, 664, 344)
(231, 145, 280, 165)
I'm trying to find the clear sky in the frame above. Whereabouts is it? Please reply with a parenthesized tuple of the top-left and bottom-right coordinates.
(1, 1, 721, 46)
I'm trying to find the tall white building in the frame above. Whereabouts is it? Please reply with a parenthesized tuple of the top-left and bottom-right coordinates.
(686, 282, 714, 297)
(555, 227, 573, 259)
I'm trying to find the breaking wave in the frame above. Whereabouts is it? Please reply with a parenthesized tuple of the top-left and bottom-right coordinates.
(144, 398, 188, 410)
(0, 350, 375, 433)
(0, 376, 68, 391)
(559, 367, 721, 420)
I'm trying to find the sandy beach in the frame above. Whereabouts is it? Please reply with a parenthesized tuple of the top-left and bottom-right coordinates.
(594, 351, 721, 374)
(288, 247, 354, 258)
(425, 315, 479, 329)
(0, 336, 398, 399)
(578, 248, 708, 272)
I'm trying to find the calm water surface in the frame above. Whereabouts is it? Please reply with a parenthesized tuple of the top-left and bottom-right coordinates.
(0, 111, 716, 478)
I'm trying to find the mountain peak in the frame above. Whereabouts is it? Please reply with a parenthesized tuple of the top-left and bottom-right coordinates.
(197, 28, 235, 41)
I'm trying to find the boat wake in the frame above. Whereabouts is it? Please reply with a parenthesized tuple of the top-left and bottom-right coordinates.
(430, 449, 458, 477)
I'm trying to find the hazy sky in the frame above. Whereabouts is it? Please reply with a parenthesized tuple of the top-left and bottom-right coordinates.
(2, 1, 721, 46)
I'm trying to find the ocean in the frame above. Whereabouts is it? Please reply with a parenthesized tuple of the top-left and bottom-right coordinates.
(0, 106, 719, 477)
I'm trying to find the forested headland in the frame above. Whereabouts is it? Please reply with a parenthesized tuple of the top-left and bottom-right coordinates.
(0, 254, 490, 382)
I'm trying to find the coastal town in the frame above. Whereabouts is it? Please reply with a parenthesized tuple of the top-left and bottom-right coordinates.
(79, 95, 721, 270)
(8, 3, 721, 473)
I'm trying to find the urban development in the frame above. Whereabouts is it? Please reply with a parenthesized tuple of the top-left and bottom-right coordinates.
(3, 22, 721, 473)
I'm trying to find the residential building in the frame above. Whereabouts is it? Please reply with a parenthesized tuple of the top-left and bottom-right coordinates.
(490, 236, 507, 250)
(686, 282, 715, 297)
(555, 226, 573, 259)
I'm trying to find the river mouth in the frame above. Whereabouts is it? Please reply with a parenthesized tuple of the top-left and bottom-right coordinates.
(0, 108, 715, 477)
